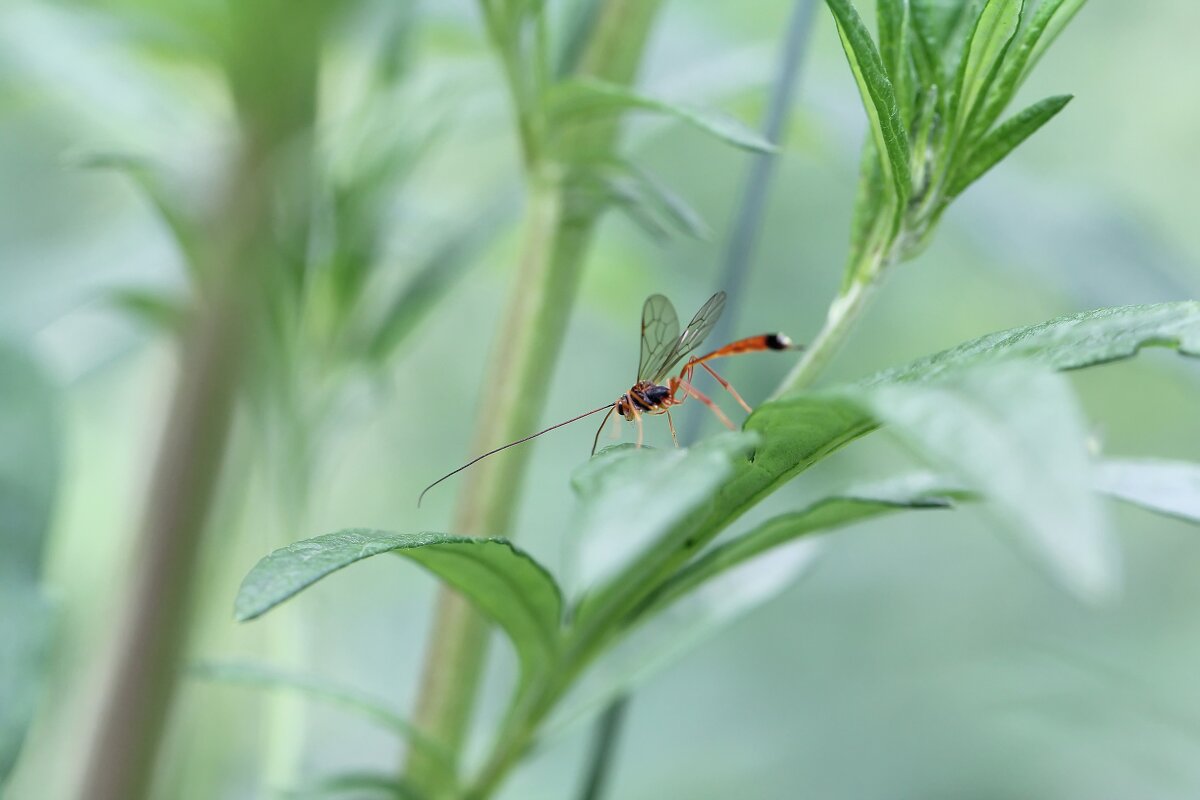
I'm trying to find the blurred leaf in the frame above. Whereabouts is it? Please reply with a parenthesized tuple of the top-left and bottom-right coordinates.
(570, 434, 757, 608)
(365, 206, 507, 363)
(68, 151, 200, 275)
(825, 0, 912, 217)
(950, 93, 1071, 197)
(971, 0, 1080, 138)
(108, 288, 187, 333)
(952, 0, 1022, 130)
(544, 78, 775, 153)
(866, 362, 1115, 601)
(549, 473, 965, 735)
(846, 136, 887, 269)
(645, 472, 968, 615)
(283, 770, 423, 799)
(236, 531, 562, 690)
(556, 0, 604, 77)
(1095, 459, 1200, 524)
(0, 342, 60, 785)
(599, 164, 709, 242)
(190, 661, 448, 766)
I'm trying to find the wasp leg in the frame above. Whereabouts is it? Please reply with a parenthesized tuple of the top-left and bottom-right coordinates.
(634, 408, 644, 447)
(666, 408, 679, 447)
(677, 379, 736, 430)
(696, 361, 752, 413)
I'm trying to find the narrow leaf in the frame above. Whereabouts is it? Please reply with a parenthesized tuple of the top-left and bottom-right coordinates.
(971, 0, 1074, 138)
(952, 0, 1023, 130)
(864, 362, 1115, 601)
(825, 0, 912, 211)
(545, 77, 776, 153)
(236, 531, 562, 687)
(1095, 459, 1200, 524)
(643, 472, 967, 617)
(948, 93, 1071, 198)
(108, 288, 187, 333)
(283, 771, 423, 799)
(0, 343, 60, 783)
(190, 661, 448, 766)
(549, 473, 963, 736)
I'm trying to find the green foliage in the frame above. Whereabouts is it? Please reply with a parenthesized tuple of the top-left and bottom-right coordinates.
(827, 0, 1090, 274)
(544, 78, 776, 155)
(0, 343, 60, 785)
(237, 301, 1200, 795)
(1095, 459, 1200, 524)
(236, 531, 562, 697)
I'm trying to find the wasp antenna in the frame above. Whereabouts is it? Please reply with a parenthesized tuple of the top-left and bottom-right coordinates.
(418, 402, 616, 507)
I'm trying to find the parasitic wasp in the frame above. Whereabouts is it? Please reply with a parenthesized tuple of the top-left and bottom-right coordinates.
(418, 291, 800, 506)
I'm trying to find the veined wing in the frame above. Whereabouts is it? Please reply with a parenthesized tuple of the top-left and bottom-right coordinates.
(637, 294, 680, 383)
(646, 291, 726, 383)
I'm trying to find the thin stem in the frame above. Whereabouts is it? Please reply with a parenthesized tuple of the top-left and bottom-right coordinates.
(405, 2, 664, 795)
(772, 272, 877, 397)
(576, 697, 630, 800)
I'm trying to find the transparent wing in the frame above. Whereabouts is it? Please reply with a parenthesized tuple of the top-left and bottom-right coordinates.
(637, 294, 680, 382)
(646, 291, 726, 383)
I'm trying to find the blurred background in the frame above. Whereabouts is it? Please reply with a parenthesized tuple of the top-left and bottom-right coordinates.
(2, 0, 1199, 798)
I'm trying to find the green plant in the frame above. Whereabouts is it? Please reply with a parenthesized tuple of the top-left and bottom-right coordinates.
(226, 1, 1200, 798)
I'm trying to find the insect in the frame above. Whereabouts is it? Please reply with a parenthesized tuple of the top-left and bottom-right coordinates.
(418, 291, 799, 506)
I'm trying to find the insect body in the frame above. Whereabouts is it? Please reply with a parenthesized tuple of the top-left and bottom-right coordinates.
(418, 291, 798, 506)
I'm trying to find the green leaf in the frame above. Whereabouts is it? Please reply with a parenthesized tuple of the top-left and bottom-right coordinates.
(876, 0, 913, 127)
(570, 434, 757, 607)
(1095, 459, 1200, 524)
(283, 771, 423, 799)
(68, 151, 200, 275)
(825, 0, 912, 214)
(0, 343, 60, 784)
(970, 0, 1080, 139)
(235, 531, 563, 688)
(864, 362, 1115, 601)
(730, 303, 1199, 569)
(548, 473, 963, 735)
(949, 93, 1071, 197)
(644, 472, 968, 617)
(952, 0, 1023, 131)
(190, 661, 448, 767)
(108, 288, 187, 333)
(364, 208, 505, 362)
(1022, 0, 1088, 83)
(544, 77, 775, 153)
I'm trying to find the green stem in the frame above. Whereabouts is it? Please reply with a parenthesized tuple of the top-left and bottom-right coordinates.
(404, 2, 663, 795)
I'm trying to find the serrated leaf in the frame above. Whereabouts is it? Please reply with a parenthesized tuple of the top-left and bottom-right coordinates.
(0, 343, 60, 783)
(952, 0, 1023, 132)
(548, 473, 963, 736)
(825, 0, 912, 214)
(1095, 459, 1200, 524)
(235, 531, 563, 690)
(544, 77, 775, 153)
(190, 661, 448, 767)
(865, 362, 1116, 601)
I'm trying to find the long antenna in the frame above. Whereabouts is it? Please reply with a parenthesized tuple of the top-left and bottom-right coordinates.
(418, 402, 616, 507)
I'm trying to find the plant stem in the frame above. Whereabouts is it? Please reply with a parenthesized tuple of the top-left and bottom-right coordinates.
(404, 2, 663, 796)
(576, 696, 630, 800)
(772, 272, 876, 397)
(77, 149, 270, 800)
